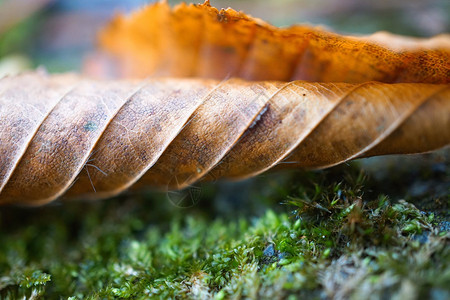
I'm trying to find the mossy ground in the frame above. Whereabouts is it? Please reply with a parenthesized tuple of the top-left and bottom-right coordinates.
(0, 151, 449, 299)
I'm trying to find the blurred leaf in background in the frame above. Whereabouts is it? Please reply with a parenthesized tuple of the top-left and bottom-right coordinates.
(1, 0, 449, 75)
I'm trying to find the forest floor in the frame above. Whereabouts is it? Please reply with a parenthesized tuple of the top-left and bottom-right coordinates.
(0, 150, 448, 299)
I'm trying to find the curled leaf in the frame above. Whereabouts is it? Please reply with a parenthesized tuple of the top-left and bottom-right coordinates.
(0, 73, 448, 205)
(1, 2, 449, 205)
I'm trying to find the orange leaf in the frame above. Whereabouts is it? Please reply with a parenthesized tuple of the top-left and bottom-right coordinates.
(99, 1, 449, 83)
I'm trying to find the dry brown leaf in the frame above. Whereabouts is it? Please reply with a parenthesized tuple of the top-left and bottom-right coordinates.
(99, 1, 449, 83)
(1, 1, 449, 205)
(0, 72, 448, 205)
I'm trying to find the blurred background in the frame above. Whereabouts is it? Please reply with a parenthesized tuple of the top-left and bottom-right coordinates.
(0, 0, 449, 76)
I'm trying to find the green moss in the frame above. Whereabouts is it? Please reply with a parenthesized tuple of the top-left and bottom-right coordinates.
(0, 154, 449, 299)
